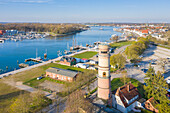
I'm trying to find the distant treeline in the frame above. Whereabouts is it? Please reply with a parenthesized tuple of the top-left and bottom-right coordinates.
(0, 23, 88, 34)
(88, 23, 170, 27)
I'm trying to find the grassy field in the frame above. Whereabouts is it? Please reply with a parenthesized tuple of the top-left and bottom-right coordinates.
(7, 63, 85, 83)
(72, 51, 98, 59)
(110, 41, 134, 48)
(0, 81, 29, 112)
(0, 63, 87, 112)
(111, 78, 145, 98)
(23, 77, 69, 91)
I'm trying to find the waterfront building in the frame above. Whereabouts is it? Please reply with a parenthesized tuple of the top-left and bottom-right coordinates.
(60, 56, 76, 66)
(97, 43, 112, 101)
(46, 67, 78, 82)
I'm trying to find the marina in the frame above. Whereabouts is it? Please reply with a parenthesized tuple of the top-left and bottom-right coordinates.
(0, 26, 122, 75)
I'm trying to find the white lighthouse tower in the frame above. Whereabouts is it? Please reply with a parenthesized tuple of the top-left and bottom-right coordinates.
(98, 43, 111, 100)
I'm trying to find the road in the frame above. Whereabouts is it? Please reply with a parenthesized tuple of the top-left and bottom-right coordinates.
(121, 45, 170, 83)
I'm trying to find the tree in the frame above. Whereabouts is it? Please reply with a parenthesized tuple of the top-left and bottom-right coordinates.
(9, 91, 48, 113)
(157, 58, 168, 73)
(110, 54, 126, 69)
(65, 90, 93, 113)
(144, 66, 170, 112)
(125, 44, 142, 59)
(110, 35, 119, 42)
(122, 70, 128, 85)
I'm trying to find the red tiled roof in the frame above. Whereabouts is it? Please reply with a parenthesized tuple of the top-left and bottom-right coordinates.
(113, 83, 141, 107)
(147, 97, 158, 108)
(141, 30, 149, 34)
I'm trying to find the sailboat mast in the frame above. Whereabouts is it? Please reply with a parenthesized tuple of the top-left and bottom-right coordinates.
(67, 42, 69, 50)
(36, 48, 38, 58)
(75, 37, 76, 47)
(72, 36, 74, 47)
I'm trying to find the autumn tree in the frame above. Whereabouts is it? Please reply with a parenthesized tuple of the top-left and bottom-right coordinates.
(110, 35, 119, 42)
(9, 90, 49, 113)
(65, 90, 93, 113)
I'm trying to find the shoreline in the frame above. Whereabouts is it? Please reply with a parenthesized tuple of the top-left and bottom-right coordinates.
(0, 48, 96, 78)
(46, 29, 87, 37)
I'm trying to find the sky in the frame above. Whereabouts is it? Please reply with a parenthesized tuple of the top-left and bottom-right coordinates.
(0, 0, 170, 23)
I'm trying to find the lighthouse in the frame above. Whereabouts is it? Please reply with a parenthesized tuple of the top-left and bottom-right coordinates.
(98, 43, 111, 100)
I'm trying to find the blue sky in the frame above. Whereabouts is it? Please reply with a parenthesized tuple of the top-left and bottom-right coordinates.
(0, 0, 170, 23)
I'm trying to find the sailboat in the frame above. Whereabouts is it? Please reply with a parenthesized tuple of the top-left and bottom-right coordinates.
(44, 49, 47, 59)
(64, 43, 70, 55)
(35, 48, 41, 60)
(70, 36, 80, 50)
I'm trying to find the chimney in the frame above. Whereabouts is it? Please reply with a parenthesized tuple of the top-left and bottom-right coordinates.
(127, 84, 130, 92)
(115, 87, 120, 96)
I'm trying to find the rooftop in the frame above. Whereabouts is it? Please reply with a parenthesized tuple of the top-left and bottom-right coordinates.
(113, 82, 141, 107)
(46, 67, 78, 78)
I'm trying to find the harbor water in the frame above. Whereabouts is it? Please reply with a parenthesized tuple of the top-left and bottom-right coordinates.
(0, 26, 121, 74)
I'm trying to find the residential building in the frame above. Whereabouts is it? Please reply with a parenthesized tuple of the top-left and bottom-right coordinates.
(76, 63, 89, 69)
(60, 56, 76, 66)
(112, 82, 142, 113)
(145, 97, 159, 113)
(46, 67, 78, 82)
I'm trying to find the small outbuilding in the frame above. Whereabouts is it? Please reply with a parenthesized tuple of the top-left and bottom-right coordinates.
(76, 63, 89, 69)
(145, 97, 159, 113)
(89, 60, 98, 65)
(81, 58, 89, 63)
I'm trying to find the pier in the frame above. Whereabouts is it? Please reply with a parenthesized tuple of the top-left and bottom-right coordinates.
(25, 58, 44, 63)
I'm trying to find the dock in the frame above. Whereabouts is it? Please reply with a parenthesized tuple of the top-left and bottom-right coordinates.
(25, 57, 44, 63)
(19, 63, 29, 68)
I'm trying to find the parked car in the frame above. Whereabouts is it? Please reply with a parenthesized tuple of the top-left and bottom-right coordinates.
(166, 79, 170, 84)
(141, 69, 148, 73)
(37, 76, 43, 80)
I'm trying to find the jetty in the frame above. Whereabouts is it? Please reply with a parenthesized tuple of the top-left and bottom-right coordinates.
(19, 63, 29, 68)
(25, 57, 44, 63)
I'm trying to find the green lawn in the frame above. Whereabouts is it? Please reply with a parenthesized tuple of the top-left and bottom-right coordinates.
(110, 41, 134, 48)
(111, 78, 145, 98)
(72, 51, 98, 59)
(40, 63, 86, 72)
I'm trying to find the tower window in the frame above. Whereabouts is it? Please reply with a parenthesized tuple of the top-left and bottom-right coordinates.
(103, 72, 106, 77)
(101, 51, 107, 54)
